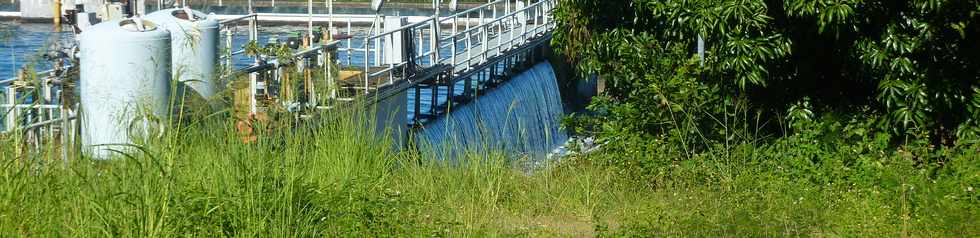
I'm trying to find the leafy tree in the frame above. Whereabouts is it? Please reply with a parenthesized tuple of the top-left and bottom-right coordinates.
(554, 0, 980, 150)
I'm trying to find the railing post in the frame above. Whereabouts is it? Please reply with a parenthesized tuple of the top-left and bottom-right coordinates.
(347, 17, 353, 65)
(225, 28, 233, 70)
(5, 87, 16, 131)
(430, 18, 440, 66)
(249, 13, 257, 43)
(374, 16, 381, 68)
(496, 18, 502, 54)
(451, 15, 458, 68)
(418, 28, 425, 64)
(365, 36, 370, 95)
(521, 3, 527, 43)
(248, 14, 258, 114)
(534, 2, 540, 35)
(509, 13, 515, 50)
(479, 4, 485, 64)
(60, 106, 69, 167)
(466, 31, 472, 70)
(451, 34, 457, 69)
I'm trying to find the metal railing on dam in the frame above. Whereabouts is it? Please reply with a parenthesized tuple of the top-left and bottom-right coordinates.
(0, 0, 556, 154)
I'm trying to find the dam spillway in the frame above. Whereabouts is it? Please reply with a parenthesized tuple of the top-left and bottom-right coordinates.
(0, 0, 568, 159)
(414, 61, 567, 159)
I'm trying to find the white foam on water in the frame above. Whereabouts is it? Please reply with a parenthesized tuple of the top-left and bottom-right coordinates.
(416, 61, 568, 160)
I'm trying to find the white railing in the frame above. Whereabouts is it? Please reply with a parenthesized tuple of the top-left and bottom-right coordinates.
(352, 0, 555, 95)
(1, 69, 71, 134)
(0, 0, 557, 150)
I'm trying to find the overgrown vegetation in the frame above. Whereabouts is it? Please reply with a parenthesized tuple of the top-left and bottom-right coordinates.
(2, 0, 979, 236)
(553, 0, 980, 235)
(2, 109, 977, 236)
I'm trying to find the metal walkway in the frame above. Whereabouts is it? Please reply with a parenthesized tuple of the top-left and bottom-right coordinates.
(0, 0, 556, 152)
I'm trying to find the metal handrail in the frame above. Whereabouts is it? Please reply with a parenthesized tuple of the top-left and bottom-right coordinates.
(219, 13, 258, 24)
(354, 0, 554, 94)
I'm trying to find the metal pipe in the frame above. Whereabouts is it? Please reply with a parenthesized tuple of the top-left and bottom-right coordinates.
(308, 0, 313, 38)
(430, 18, 439, 66)
(225, 29, 233, 70)
(347, 17, 353, 65)
(364, 27, 370, 94)
(5, 87, 16, 131)
(328, 0, 333, 32)
(219, 13, 258, 24)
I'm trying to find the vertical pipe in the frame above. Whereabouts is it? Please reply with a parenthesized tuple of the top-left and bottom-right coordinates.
(328, 0, 333, 33)
(430, 78, 437, 115)
(509, 12, 514, 49)
(347, 17, 352, 65)
(308, 0, 313, 38)
(451, 15, 457, 67)
(249, 13, 257, 42)
(446, 74, 454, 110)
(496, 17, 502, 53)
(491, 0, 496, 20)
(697, 35, 705, 66)
(225, 29, 233, 71)
(451, 34, 456, 69)
(533, 2, 539, 35)
(248, 14, 258, 114)
(53, 0, 62, 29)
(463, 72, 472, 98)
(5, 87, 15, 131)
(418, 28, 424, 64)
(481, 20, 487, 63)
(325, 30, 335, 99)
(521, 3, 526, 43)
(60, 106, 68, 167)
(413, 86, 421, 123)
(430, 18, 439, 66)
(364, 35, 370, 94)
(477, 7, 487, 63)
(373, 16, 381, 67)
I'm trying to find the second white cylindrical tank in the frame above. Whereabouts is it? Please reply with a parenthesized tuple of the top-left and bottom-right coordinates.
(146, 7, 220, 101)
(79, 18, 172, 159)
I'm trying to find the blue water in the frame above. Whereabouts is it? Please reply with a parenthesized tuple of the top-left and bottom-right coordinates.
(415, 61, 568, 159)
(0, 22, 567, 159)
(0, 2, 16, 12)
(0, 23, 73, 80)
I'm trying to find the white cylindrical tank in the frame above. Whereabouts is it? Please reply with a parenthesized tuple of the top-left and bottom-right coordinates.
(79, 18, 172, 159)
(146, 7, 221, 101)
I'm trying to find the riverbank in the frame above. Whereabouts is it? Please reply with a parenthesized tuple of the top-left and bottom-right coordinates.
(1, 110, 976, 236)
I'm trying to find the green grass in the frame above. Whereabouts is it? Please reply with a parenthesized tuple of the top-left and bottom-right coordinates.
(0, 105, 977, 237)
(0, 107, 613, 236)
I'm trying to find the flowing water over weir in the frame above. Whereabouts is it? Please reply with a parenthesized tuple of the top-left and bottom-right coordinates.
(414, 61, 567, 159)
(1, 0, 566, 159)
